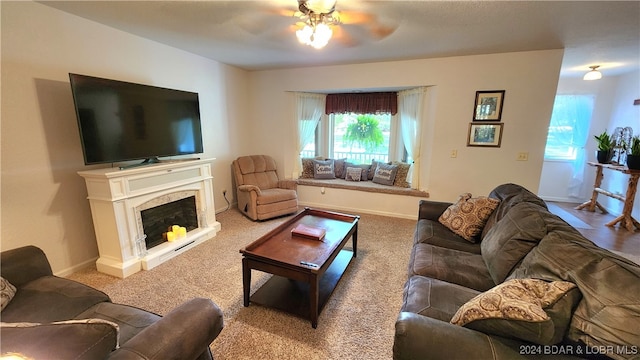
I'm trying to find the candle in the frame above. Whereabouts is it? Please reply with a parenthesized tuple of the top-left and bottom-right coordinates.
(166, 231, 176, 242)
(172, 225, 180, 233)
(178, 227, 187, 237)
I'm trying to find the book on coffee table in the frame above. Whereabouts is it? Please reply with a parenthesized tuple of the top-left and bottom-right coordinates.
(291, 223, 326, 241)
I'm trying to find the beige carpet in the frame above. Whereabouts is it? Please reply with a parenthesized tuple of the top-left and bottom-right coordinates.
(68, 207, 416, 360)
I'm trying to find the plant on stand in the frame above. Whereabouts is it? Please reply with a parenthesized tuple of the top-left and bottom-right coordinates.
(594, 130, 615, 164)
(627, 136, 640, 170)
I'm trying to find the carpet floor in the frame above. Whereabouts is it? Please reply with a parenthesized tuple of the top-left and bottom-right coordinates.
(68, 207, 417, 360)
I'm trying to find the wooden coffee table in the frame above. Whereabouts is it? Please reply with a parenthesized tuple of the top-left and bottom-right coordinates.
(240, 208, 359, 328)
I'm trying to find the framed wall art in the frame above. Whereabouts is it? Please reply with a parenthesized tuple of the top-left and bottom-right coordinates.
(473, 90, 505, 121)
(467, 122, 503, 147)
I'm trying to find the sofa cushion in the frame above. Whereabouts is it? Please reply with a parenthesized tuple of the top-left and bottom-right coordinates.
(0, 319, 118, 360)
(256, 188, 297, 205)
(450, 279, 580, 345)
(372, 163, 398, 185)
(410, 244, 496, 291)
(0, 276, 110, 323)
(76, 302, 161, 344)
(1, 277, 17, 311)
(438, 193, 500, 243)
(481, 202, 548, 284)
(414, 219, 482, 254)
(345, 167, 363, 181)
(481, 183, 548, 239)
(401, 275, 480, 321)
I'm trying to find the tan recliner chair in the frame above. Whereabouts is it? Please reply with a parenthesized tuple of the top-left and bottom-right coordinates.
(232, 155, 298, 221)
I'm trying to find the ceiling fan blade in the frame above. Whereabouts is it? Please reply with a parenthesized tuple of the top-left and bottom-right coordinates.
(332, 26, 360, 47)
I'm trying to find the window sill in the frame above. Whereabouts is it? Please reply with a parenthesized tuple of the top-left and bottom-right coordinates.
(296, 178, 429, 198)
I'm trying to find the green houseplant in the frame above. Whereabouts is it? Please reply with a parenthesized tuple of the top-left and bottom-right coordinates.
(594, 130, 615, 163)
(626, 136, 640, 170)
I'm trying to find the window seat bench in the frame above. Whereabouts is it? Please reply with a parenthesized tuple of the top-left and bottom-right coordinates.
(296, 178, 429, 198)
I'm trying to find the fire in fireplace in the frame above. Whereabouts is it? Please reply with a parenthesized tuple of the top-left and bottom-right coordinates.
(141, 196, 198, 249)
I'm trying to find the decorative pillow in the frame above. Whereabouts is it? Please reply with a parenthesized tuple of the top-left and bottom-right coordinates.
(301, 158, 315, 178)
(392, 161, 411, 188)
(343, 162, 370, 181)
(438, 193, 500, 243)
(312, 159, 335, 179)
(333, 158, 347, 178)
(450, 279, 581, 345)
(372, 163, 399, 186)
(369, 159, 386, 180)
(345, 167, 363, 181)
(1, 277, 17, 311)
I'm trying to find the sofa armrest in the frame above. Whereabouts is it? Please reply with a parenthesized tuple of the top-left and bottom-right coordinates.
(394, 312, 524, 360)
(418, 200, 453, 221)
(278, 179, 297, 191)
(108, 298, 223, 360)
(0, 246, 53, 287)
(238, 184, 262, 195)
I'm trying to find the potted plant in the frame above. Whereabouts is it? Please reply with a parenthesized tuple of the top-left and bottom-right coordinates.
(594, 130, 614, 163)
(627, 136, 640, 170)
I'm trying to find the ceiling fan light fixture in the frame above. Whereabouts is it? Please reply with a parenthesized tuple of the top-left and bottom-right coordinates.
(583, 65, 603, 80)
(296, 15, 333, 49)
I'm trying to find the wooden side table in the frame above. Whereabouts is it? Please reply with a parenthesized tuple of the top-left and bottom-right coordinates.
(576, 162, 640, 231)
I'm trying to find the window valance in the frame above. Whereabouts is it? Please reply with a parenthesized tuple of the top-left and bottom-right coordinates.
(325, 92, 398, 115)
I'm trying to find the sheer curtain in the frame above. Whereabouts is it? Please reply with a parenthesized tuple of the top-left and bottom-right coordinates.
(294, 92, 326, 176)
(398, 87, 427, 189)
(547, 95, 594, 197)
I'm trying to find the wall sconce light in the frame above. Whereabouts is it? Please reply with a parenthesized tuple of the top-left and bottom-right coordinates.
(583, 65, 602, 81)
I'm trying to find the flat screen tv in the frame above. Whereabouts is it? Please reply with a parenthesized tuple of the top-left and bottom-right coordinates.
(69, 73, 204, 167)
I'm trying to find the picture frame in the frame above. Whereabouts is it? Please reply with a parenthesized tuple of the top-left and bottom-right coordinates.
(467, 122, 503, 147)
(473, 90, 505, 121)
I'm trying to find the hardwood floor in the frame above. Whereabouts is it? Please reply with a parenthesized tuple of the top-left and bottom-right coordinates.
(547, 201, 640, 256)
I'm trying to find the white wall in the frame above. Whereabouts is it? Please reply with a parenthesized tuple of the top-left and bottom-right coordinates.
(538, 71, 640, 222)
(1, 1, 249, 274)
(247, 50, 563, 202)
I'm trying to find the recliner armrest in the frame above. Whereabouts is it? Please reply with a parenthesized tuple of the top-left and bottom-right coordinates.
(108, 298, 223, 360)
(418, 200, 453, 221)
(394, 312, 524, 360)
(278, 179, 297, 191)
(0, 246, 53, 287)
(238, 184, 262, 195)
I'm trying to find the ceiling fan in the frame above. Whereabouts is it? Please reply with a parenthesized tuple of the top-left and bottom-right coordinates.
(236, 0, 398, 50)
(293, 0, 398, 49)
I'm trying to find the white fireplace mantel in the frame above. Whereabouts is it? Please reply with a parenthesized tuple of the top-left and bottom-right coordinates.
(78, 158, 221, 278)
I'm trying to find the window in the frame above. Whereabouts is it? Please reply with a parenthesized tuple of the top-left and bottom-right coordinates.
(302, 112, 404, 164)
(544, 95, 594, 161)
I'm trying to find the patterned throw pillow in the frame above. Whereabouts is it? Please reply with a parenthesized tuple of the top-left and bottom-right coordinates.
(392, 161, 411, 188)
(345, 167, 363, 181)
(372, 163, 399, 186)
(343, 162, 370, 181)
(451, 279, 580, 345)
(438, 193, 500, 242)
(1, 277, 17, 311)
(312, 159, 335, 179)
(301, 158, 315, 178)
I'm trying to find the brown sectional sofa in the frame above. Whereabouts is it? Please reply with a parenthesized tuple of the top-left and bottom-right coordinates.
(1, 246, 224, 359)
(394, 183, 640, 360)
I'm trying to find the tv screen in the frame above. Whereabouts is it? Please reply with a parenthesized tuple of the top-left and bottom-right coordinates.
(69, 73, 204, 166)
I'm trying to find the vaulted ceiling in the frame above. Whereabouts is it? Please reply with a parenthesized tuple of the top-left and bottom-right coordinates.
(42, 1, 640, 77)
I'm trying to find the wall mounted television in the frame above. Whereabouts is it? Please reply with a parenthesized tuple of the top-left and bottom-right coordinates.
(69, 73, 204, 168)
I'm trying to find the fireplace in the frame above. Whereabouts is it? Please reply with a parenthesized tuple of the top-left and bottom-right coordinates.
(139, 194, 198, 249)
(78, 159, 221, 278)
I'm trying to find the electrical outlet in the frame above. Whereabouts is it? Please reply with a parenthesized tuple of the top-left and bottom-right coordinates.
(222, 189, 227, 196)
(450, 149, 458, 158)
(517, 152, 529, 161)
